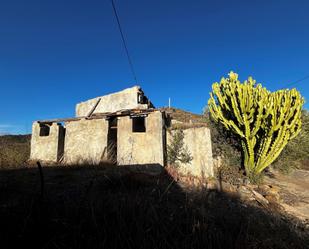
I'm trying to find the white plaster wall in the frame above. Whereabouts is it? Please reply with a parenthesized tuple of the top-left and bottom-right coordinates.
(167, 127, 214, 178)
(63, 119, 109, 164)
(30, 122, 64, 162)
(75, 86, 148, 117)
(117, 111, 165, 166)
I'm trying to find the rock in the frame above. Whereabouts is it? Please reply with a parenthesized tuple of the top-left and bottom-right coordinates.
(258, 184, 271, 194)
(206, 179, 218, 190)
(265, 194, 280, 203)
(221, 181, 237, 193)
(267, 185, 280, 195)
(251, 189, 269, 206)
(238, 185, 253, 200)
(257, 184, 280, 202)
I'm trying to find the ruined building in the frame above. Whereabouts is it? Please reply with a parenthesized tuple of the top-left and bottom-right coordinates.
(30, 86, 213, 177)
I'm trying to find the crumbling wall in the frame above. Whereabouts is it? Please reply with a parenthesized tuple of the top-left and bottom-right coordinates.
(117, 111, 165, 167)
(75, 86, 150, 117)
(63, 119, 108, 164)
(30, 122, 65, 162)
(167, 127, 214, 178)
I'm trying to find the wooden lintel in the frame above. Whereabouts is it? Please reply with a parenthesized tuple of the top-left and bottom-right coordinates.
(36, 108, 159, 124)
(38, 117, 83, 124)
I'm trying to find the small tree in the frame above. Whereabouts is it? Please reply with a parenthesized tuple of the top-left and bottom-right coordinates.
(167, 129, 193, 167)
(208, 72, 304, 182)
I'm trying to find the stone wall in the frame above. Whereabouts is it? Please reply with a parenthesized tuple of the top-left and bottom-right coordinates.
(117, 111, 165, 167)
(75, 86, 150, 117)
(63, 119, 109, 164)
(167, 127, 214, 178)
(30, 122, 65, 162)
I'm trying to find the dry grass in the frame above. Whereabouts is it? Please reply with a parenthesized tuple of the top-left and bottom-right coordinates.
(0, 164, 308, 249)
(162, 107, 207, 124)
(0, 123, 308, 248)
(0, 135, 30, 169)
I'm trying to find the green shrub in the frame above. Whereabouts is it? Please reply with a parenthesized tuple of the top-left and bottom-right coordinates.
(273, 110, 309, 172)
(167, 129, 193, 167)
(205, 113, 241, 167)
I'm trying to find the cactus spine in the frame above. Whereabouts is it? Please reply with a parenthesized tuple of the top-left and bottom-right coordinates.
(208, 72, 304, 180)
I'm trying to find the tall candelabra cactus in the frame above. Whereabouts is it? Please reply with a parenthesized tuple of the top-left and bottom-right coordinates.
(208, 72, 304, 181)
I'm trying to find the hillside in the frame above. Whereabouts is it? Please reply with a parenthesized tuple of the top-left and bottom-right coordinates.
(0, 135, 30, 168)
(0, 109, 308, 172)
(161, 107, 206, 123)
(0, 111, 308, 248)
(0, 164, 308, 249)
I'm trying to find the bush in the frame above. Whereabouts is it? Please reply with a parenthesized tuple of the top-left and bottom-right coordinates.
(167, 129, 193, 167)
(273, 110, 309, 172)
(203, 108, 244, 183)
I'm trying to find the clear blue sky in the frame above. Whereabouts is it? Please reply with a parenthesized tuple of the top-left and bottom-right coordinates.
(1, 0, 309, 134)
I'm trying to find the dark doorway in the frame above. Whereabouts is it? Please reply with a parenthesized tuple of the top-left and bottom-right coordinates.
(57, 123, 66, 162)
(107, 117, 118, 164)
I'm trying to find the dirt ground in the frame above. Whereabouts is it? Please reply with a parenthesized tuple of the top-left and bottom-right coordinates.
(265, 169, 309, 222)
(0, 164, 308, 249)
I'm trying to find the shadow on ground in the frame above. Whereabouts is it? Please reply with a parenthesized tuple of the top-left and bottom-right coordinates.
(0, 164, 308, 249)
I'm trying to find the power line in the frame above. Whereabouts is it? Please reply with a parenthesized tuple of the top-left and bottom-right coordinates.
(282, 74, 309, 88)
(110, 0, 138, 84)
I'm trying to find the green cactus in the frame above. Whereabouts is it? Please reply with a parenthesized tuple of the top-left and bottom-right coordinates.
(208, 72, 304, 181)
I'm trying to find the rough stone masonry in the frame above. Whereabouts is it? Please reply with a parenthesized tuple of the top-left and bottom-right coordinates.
(30, 86, 214, 177)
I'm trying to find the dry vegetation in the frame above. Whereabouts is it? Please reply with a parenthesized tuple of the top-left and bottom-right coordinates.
(0, 109, 308, 249)
(0, 135, 30, 169)
(0, 164, 308, 249)
(162, 107, 206, 124)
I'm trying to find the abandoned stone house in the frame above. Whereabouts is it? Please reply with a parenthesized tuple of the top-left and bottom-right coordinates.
(30, 86, 213, 177)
